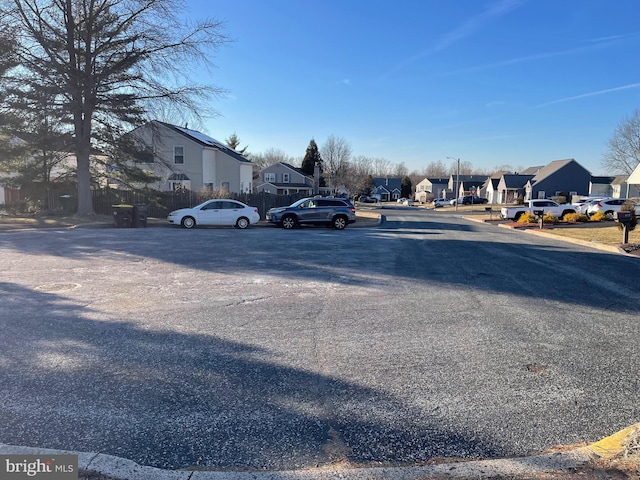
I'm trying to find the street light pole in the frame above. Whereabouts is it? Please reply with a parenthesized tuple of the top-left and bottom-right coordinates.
(447, 157, 460, 212)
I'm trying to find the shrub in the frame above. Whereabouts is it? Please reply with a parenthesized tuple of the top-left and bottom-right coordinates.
(543, 212, 558, 223)
(563, 213, 587, 223)
(589, 211, 607, 222)
(517, 211, 537, 223)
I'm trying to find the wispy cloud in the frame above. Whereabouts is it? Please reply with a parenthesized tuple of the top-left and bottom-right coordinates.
(379, 0, 527, 80)
(429, 0, 527, 54)
(434, 32, 640, 77)
(534, 83, 640, 108)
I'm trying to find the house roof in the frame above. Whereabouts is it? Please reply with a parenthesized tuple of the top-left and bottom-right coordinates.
(590, 176, 615, 185)
(168, 173, 190, 180)
(611, 175, 629, 186)
(156, 121, 252, 163)
(628, 163, 640, 185)
(529, 159, 589, 185)
(257, 182, 312, 189)
(451, 174, 485, 182)
(502, 174, 534, 189)
(372, 177, 402, 191)
(521, 166, 543, 175)
(425, 177, 449, 184)
(263, 162, 312, 179)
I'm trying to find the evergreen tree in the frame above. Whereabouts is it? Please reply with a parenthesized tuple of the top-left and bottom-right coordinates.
(401, 176, 412, 198)
(225, 132, 249, 156)
(301, 139, 322, 177)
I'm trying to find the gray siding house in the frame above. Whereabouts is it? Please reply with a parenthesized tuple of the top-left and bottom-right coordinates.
(414, 177, 449, 203)
(497, 174, 534, 203)
(449, 174, 487, 198)
(590, 175, 640, 198)
(127, 121, 254, 193)
(256, 162, 315, 195)
(524, 159, 591, 201)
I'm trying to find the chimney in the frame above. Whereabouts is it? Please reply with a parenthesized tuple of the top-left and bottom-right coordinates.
(313, 162, 320, 195)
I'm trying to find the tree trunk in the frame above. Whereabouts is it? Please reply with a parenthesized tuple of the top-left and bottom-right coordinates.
(75, 119, 95, 217)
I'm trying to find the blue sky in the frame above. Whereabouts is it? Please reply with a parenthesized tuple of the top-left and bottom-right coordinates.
(187, 0, 640, 175)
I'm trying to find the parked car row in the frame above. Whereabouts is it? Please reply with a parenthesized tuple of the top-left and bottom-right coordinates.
(583, 197, 640, 218)
(167, 197, 357, 230)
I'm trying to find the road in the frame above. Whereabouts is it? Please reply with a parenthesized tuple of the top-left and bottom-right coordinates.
(0, 207, 639, 471)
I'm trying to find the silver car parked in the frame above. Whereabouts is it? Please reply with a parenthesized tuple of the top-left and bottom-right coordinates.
(266, 197, 356, 230)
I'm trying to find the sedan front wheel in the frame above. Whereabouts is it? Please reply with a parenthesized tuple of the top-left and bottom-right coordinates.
(181, 216, 196, 229)
(236, 217, 250, 229)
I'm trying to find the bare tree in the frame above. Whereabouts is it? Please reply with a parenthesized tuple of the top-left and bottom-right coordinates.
(321, 135, 351, 190)
(449, 159, 474, 175)
(603, 109, 640, 175)
(1, 0, 229, 216)
(251, 149, 294, 170)
(394, 162, 409, 177)
(423, 160, 448, 177)
(372, 157, 394, 177)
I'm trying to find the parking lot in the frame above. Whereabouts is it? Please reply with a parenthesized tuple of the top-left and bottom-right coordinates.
(0, 208, 639, 471)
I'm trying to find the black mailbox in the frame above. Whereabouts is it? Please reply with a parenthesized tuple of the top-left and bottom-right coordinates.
(614, 211, 632, 223)
(532, 210, 544, 217)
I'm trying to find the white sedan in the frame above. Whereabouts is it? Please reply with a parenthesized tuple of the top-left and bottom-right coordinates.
(168, 199, 260, 229)
(432, 198, 450, 208)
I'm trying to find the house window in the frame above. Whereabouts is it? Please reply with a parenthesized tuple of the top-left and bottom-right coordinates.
(204, 182, 214, 191)
(537, 190, 545, 199)
(174, 146, 184, 164)
(221, 182, 229, 192)
(282, 173, 290, 183)
(264, 173, 276, 182)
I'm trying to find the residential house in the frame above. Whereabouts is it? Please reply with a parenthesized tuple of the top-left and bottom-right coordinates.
(590, 175, 640, 198)
(126, 121, 254, 193)
(627, 163, 640, 196)
(612, 175, 640, 198)
(589, 176, 615, 197)
(256, 162, 315, 195)
(449, 174, 487, 198)
(414, 177, 449, 203)
(371, 177, 402, 202)
(496, 174, 534, 203)
(484, 178, 501, 204)
(524, 159, 591, 201)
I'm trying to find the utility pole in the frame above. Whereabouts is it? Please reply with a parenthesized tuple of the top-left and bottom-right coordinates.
(447, 157, 461, 212)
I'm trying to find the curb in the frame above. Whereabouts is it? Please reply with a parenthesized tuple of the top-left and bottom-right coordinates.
(463, 217, 637, 257)
(2, 423, 638, 479)
(0, 443, 591, 480)
(580, 423, 640, 459)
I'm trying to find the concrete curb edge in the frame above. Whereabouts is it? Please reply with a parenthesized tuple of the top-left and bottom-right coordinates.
(3, 423, 639, 480)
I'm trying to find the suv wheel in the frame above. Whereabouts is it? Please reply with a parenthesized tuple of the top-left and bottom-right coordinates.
(332, 215, 347, 230)
(281, 214, 298, 229)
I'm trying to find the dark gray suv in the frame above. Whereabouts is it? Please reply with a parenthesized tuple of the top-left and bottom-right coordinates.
(266, 197, 357, 230)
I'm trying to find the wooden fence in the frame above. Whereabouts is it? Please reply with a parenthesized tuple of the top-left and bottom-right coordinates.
(4, 187, 307, 219)
(91, 189, 306, 219)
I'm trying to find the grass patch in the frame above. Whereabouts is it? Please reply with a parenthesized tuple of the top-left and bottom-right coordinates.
(544, 224, 640, 244)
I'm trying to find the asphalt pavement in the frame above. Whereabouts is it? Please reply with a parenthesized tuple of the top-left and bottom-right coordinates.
(1, 207, 639, 479)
